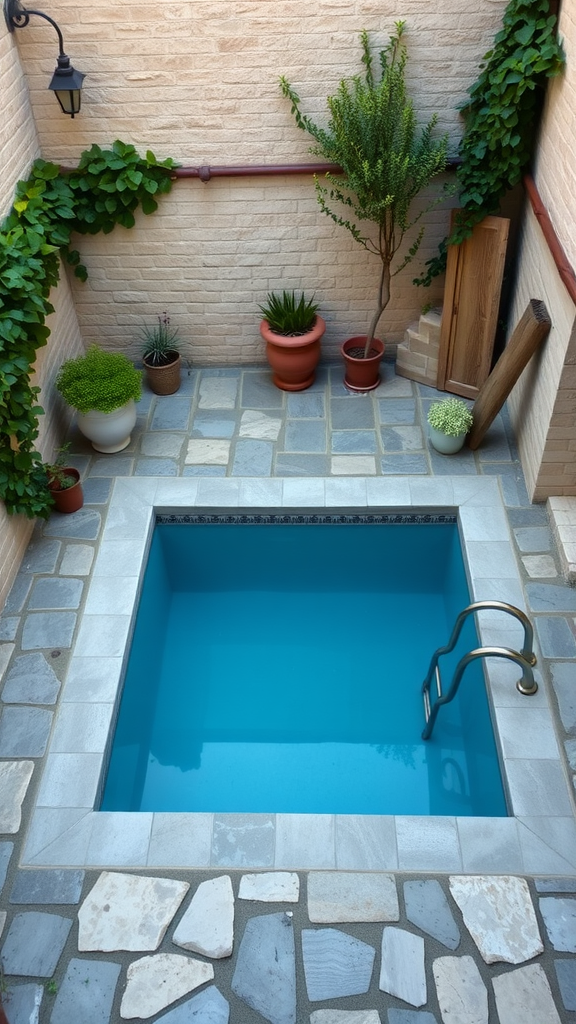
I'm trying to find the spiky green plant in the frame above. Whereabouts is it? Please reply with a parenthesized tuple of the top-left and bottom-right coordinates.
(140, 311, 180, 366)
(280, 23, 450, 356)
(258, 290, 319, 335)
(55, 346, 142, 414)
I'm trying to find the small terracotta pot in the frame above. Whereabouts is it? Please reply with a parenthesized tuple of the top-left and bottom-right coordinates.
(48, 468, 84, 513)
(341, 336, 385, 392)
(143, 352, 181, 395)
(260, 316, 326, 391)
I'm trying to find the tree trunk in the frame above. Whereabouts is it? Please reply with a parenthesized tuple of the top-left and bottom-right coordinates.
(364, 260, 391, 358)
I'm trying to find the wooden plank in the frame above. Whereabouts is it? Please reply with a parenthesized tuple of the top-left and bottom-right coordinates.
(437, 214, 510, 399)
(468, 299, 552, 450)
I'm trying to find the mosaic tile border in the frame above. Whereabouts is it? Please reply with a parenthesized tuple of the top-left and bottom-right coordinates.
(20, 476, 576, 874)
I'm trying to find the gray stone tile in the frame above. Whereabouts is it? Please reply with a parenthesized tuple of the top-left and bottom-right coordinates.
(534, 616, 576, 659)
(231, 439, 273, 476)
(240, 410, 282, 440)
(457, 817, 523, 873)
(448, 875, 543, 964)
(232, 914, 296, 1021)
(517, 817, 576, 875)
(0, 761, 34, 834)
(43, 509, 101, 540)
(151, 397, 192, 429)
(20, 538, 61, 574)
(21, 612, 76, 651)
(36, 752, 102, 808)
(28, 578, 83, 610)
(0, 617, 18, 640)
(428, 446, 477, 475)
(377, 399, 416, 424)
(521, 554, 558, 578)
(536, 878, 576, 893)
(507, 506, 550, 527)
(148, 813, 213, 867)
(0, 841, 13, 893)
(388, 1013, 438, 1024)
(332, 430, 377, 454)
(86, 812, 153, 867)
(275, 815, 335, 869)
(212, 814, 275, 868)
(379, 928, 426, 1006)
(287, 392, 325, 417)
(381, 426, 424, 451)
(0, 912, 72, 976)
(50, 958, 121, 1024)
(141, 432, 185, 457)
(2, 653, 61, 703)
(4, 575, 32, 614)
(492, 963, 562, 1024)
(81, 476, 112, 504)
(1, 984, 43, 1024)
(239, 478, 283, 506)
(335, 815, 398, 870)
(381, 454, 429, 474)
(134, 457, 178, 475)
(331, 397, 375, 429)
(0, 707, 52, 757)
(396, 818, 462, 872)
(513, 526, 554, 552)
(50, 702, 113, 754)
(525, 583, 576, 612)
(433, 956, 487, 1024)
(285, 420, 327, 452)
(303, 927, 375, 1000)
(404, 880, 460, 949)
(61, 657, 122, 703)
(23, 808, 93, 866)
(275, 454, 331, 475)
(240, 371, 283, 409)
(554, 959, 576, 1010)
(190, 412, 237, 438)
(154, 987, 230, 1023)
(187, 438, 231, 467)
(183, 464, 227, 476)
(539, 897, 576, 951)
(88, 456, 134, 477)
(59, 544, 95, 576)
(10, 869, 84, 905)
(308, 872, 399, 922)
(507, 759, 575, 816)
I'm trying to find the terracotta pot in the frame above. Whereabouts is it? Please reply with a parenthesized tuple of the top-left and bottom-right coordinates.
(341, 336, 385, 392)
(77, 400, 137, 453)
(48, 468, 84, 513)
(143, 352, 181, 395)
(260, 316, 326, 391)
(428, 425, 467, 454)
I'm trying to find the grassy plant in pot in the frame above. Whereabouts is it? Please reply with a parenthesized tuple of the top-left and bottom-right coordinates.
(280, 22, 449, 391)
(43, 445, 84, 514)
(140, 312, 182, 395)
(259, 290, 325, 391)
(427, 397, 474, 454)
(55, 346, 142, 453)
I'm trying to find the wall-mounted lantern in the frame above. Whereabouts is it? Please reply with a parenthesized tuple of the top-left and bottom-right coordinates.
(4, 0, 85, 116)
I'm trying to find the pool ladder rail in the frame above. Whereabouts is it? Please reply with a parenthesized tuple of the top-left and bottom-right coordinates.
(421, 601, 538, 741)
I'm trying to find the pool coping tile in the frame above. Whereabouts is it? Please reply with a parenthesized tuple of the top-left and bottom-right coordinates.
(19, 476, 576, 874)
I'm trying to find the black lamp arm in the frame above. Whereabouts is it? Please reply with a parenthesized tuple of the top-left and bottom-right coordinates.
(4, 0, 65, 54)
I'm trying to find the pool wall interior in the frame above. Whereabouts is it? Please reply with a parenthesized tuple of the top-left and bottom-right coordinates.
(101, 516, 507, 818)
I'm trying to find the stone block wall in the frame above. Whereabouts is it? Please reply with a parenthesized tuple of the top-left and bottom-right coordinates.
(507, 0, 576, 500)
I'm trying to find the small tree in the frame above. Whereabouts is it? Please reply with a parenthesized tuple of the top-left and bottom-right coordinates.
(280, 22, 450, 357)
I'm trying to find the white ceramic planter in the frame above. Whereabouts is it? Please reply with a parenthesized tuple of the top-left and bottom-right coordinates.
(429, 425, 467, 455)
(76, 400, 137, 453)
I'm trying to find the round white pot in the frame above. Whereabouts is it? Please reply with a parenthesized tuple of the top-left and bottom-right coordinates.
(76, 400, 137, 453)
(429, 425, 467, 455)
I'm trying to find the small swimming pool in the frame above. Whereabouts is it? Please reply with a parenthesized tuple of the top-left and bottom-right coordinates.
(101, 514, 507, 817)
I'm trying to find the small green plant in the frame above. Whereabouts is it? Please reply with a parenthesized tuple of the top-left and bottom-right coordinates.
(44, 443, 78, 491)
(44, 980, 57, 996)
(428, 397, 474, 437)
(55, 346, 142, 414)
(258, 291, 319, 335)
(140, 311, 180, 366)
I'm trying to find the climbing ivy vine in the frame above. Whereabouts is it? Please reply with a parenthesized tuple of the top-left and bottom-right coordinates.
(0, 140, 177, 519)
(415, 0, 564, 286)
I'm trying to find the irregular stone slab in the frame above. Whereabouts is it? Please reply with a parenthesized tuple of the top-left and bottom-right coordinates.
(492, 963, 561, 1024)
(120, 954, 214, 1019)
(388, 1013, 438, 1024)
(303, 928, 375, 1001)
(311, 1013, 382, 1024)
(308, 872, 399, 923)
(21, 611, 76, 650)
(28, 577, 84, 610)
(232, 912, 296, 1024)
(554, 959, 576, 1011)
(379, 927, 426, 1007)
(448, 876, 543, 964)
(173, 875, 234, 958)
(0, 841, 13, 893)
(239, 872, 300, 903)
(0, 642, 15, 682)
(155, 986, 230, 1023)
(0, 912, 72, 977)
(433, 955, 488, 1024)
(78, 871, 189, 951)
(0, 706, 53, 757)
(10, 868, 84, 905)
(539, 897, 576, 951)
(50, 958, 121, 1024)
(535, 878, 576, 893)
(2, 653, 60, 703)
(43, 508, 101, 539)
(2, 983, 43, 1024)
(404, 880, 460, 950)
(0, 760, 34, 833)
(239, 410, 282, 440)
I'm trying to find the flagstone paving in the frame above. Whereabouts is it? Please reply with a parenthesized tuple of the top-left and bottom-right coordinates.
(1, 362, 576, 1023)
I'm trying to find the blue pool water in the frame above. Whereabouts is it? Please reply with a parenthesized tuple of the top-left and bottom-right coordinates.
(101, 516, 507, 816)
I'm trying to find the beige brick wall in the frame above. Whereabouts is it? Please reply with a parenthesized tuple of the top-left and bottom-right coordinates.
(507, 0, 576, 501)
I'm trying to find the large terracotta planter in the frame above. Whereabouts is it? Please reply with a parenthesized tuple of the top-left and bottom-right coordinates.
(77, 400, 137, 453)
(48, 468, 84, 513)
(341, 336, 385, 392)
(260, 315, 326, 391)
(143, 352, 181, 395)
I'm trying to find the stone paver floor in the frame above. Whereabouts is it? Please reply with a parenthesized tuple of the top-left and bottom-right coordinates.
(1, 360, 575, 1023)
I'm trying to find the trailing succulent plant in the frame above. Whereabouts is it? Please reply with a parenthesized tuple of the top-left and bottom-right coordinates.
(258, 291, 319, 335)
(427, 397, 474, 437)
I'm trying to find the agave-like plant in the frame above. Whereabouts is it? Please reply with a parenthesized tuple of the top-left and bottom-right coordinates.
(258, 290, 319, 335)
(280, 22, 450, 357)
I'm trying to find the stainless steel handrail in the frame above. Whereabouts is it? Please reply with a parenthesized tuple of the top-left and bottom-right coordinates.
(421, 601, 538, 741)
